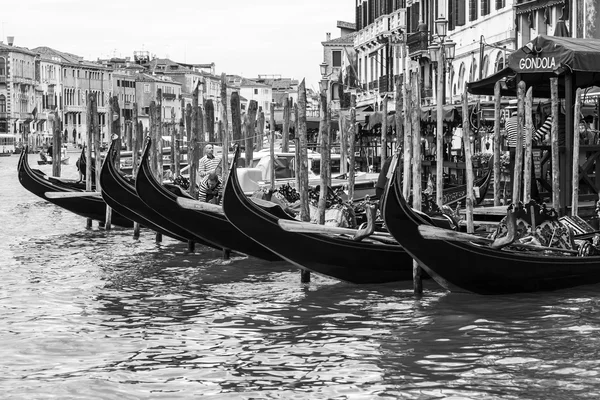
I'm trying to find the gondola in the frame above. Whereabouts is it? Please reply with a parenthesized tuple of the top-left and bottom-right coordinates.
(135, 137, 281, 261)
(382, 160, 600, 295)
(222, 145, 416, 284)
(100, 139, 215, 246)
(17, 146, 132, 227)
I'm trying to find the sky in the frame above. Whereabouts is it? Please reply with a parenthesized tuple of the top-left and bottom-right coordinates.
(2, 0, 355, 92)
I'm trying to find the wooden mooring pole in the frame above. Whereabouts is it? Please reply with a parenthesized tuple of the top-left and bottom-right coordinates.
(493, 81, 501, 206)
(551, 77, 560, 211)
(572, 88, 583, 216)
(298, 79, 311, 283)
(523, 87, 533, 203)
(411, 74, 422, 295)
(85, 93, 94, 229)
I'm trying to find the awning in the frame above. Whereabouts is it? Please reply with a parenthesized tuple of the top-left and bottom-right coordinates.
(420, 105, 460, 123)
(466, 67, 516, 97)
(515, 0, 564, 15)
(366, 112, 395, 130)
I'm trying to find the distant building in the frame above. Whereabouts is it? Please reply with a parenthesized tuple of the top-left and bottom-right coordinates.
(0, 38, 38, 151)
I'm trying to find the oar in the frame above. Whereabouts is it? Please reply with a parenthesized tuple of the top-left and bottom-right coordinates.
(418, 225, 578, 254)
(278, 219, 395, 242)
(45, 191, 102, 199)
(176, 197, 225, 216)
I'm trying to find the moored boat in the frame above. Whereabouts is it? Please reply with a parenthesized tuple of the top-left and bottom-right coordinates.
(222, 145, 415, 284)
(135, 137, 281, 261)
(100, 139, 212, 245)
(17, 147, 132, 227)
(382, 161, 600, 294)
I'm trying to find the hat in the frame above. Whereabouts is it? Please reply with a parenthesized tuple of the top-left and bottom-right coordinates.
(506, 99, 518, 109)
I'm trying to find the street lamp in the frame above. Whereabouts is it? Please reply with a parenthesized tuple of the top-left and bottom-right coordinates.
(429, 17, 455, 207)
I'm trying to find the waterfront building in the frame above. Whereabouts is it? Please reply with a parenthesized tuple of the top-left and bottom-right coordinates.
(0, 37, 38, 152)
(320, 21, 357, 114)
(134, 72, 182, 135)
(33, 46, 112, 147)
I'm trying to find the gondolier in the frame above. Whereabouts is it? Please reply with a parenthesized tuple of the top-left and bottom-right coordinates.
(198, 144, 221, 179)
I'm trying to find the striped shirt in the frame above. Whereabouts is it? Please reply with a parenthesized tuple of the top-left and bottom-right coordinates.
(534, 114, 566, 145)
(505, 114, 523, 148)
(199, 155, 222, 178)
(198, 175, 223, 204)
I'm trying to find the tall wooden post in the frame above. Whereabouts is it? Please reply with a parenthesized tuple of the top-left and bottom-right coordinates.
(493, 82, 501, 206)
(411, 75, 422, 295)
(572, 88, 583, 216)
(85, 94, 94, 228)
(318, 92, 327, 154)
(402, 78, 413, 199)
(435, 68, 444, 207)
(231, 92, 242, 165)
(340, 107, 347, 175)
(523, 87, 534, 203)
(245, 100, 257, 168)
(395, 75, 404, 145)
(348, 95, 357, 201)
(551, 77, 560, 211)
(512, 81, 526, 205)
(52, 112, 61, 177)
(176, 98, 184, 177)
(298, 79, 311, 283)
(317, 97, 331, 225)
(270, 102, 276, 190)
(149, 101, 159, 179)
(282, 98, 290, 153)
(156, 89, 163, 182)
(381, 94, 388, 170)
(189, 85, 200, 197)
(132, 102, 140, 238)
(231, 98, 242, 146)
(93, 96, 101, 193)
(220, 73, 230, 184)
(462, 89, 475, 233)
(205, 99, 215, 143)
(185, 103, 192, 145)
(256, 108, 265, 152)
(132, 103, 139, 176)
(170, 109, 176, 178)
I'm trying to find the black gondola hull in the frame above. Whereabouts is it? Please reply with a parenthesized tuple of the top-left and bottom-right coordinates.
(100, 140, 211, 245)
(222, 147, 414, 284)
(135, 138, 280, 260)
(383, 165, 600, 294)
(17, 149, 132, 227)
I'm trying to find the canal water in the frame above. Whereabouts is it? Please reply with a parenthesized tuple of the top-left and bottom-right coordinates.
(2, 153, 600, 399)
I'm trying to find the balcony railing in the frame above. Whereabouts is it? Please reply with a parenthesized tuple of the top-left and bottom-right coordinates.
(0, 112, 8, 119)
(406, 31, 429, 56)
(162, 93, 176, 100)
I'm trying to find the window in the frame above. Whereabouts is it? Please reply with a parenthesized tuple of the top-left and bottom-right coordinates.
(469, 0, 477, 21)
(494, 51, 505, 72)
(332, 51, 342, 67)
(481, 0, 490, 16)
(0, 57, 5, 76)
(495, 0, 505, 9)
(144, 84, 150, 93)
(254, 88, 258, 95)
(0, 95, 6, 112)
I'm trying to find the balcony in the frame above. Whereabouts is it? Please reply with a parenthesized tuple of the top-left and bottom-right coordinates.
(0, 76, 6, 83)
(0, 112, 8, 119)
(406, 31, 429, 57)
(162, 93, 176, 100)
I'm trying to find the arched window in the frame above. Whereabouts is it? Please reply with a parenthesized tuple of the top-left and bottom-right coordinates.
(0, 57, 5, 76)
(495, 51, 505, 72)
(0, 94, 6, 113)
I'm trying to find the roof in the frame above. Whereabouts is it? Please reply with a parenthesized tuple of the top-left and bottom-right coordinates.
(337, 21, 356, 30)
(33, 46, 107, 69)
(0, 43, 37, 56)
(135, 72, 182, 85)
(240, 78, 270, 88)
(322, 32, 357, 46)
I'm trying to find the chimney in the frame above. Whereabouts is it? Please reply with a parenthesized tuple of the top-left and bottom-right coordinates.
(7, 36, 14, 46)
(326, 32, 331, 41)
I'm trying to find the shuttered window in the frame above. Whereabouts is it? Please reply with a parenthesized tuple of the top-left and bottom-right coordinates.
(453, 0, 466, 27)
(495, 0, 505, 9)
(469, 0, 477, 21)
(481, 0, 490, 16)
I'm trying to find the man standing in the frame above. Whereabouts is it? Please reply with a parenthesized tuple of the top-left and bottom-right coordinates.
(198, 144, 222, 179)
(505, 105, 539, 202)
